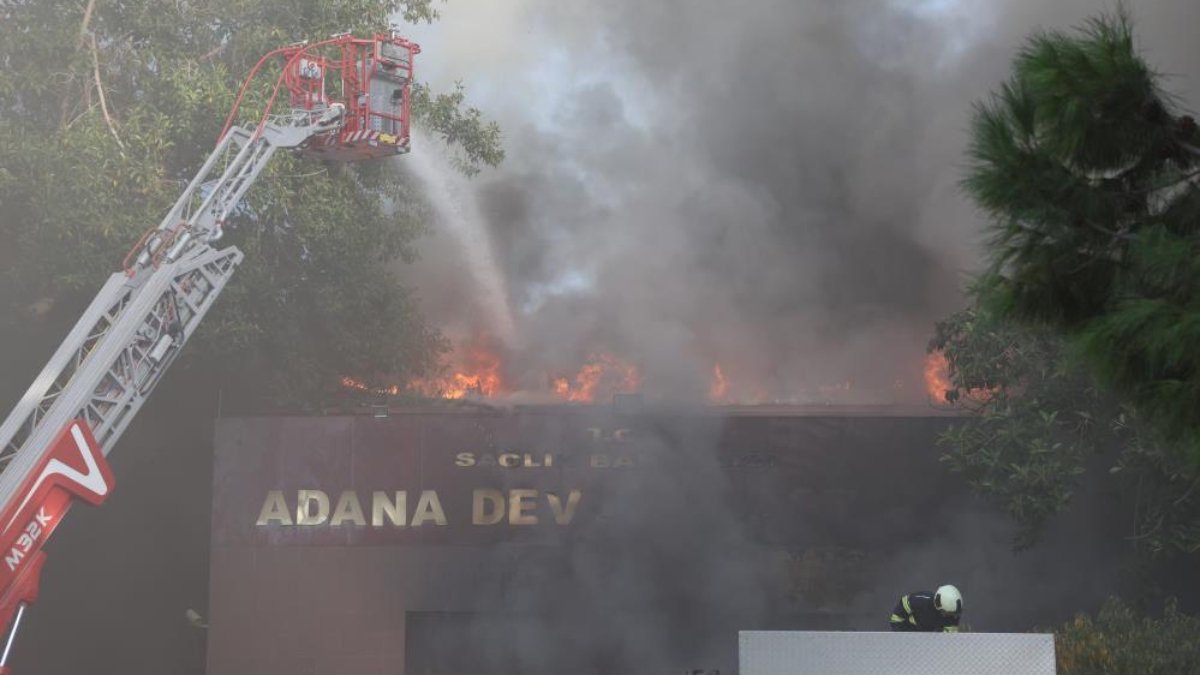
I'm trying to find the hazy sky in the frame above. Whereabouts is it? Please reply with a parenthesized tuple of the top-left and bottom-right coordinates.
(397, 0, 1200, 403)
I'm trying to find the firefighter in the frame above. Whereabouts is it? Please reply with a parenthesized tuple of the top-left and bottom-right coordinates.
(889, 584, 962, 632)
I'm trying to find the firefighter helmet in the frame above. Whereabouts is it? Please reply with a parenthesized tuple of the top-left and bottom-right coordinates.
(934, 585, 962, 616)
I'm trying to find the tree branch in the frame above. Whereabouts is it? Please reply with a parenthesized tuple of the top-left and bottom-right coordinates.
(1173, 474, 1200, 508)
(89, 33, 125, 151)
(77, 0, 98, 49)
(200, 43, 227, 61)
(1079, 218, 1135, 242)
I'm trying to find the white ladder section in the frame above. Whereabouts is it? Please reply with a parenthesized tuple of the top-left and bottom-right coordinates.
(0, 108, 343, 512)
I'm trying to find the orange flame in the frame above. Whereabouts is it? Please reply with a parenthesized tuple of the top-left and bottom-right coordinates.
(344, 342, 956, 405)
(341, 376, 402, 396)
(924, 351, 954, 402)
(341, 335, 508, 400)
(551, 352, 641, 402)
(709, 363, 730, 402)
(409, 337, 506, 399)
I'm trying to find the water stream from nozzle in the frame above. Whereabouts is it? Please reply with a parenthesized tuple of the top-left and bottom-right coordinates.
(407, 130, 517, 346)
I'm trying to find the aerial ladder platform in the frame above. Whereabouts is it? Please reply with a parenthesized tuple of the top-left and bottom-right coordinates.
(0, 31, 420, 673)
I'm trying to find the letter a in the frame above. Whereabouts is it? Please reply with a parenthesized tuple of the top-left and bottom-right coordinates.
(257, 490, 293, 526)
(410, 490, 447, 527)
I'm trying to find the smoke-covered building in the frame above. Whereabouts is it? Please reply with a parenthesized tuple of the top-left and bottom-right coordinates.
(206, 404, 1016, 675)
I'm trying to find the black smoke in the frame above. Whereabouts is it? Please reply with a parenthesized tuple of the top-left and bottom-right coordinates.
(403, 0, 1200, 403)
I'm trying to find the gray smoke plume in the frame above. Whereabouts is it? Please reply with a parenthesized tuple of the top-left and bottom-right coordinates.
(386, 7, 1200, 662)
(400, 0, 1200, 404)
(396, 413, 1143, 674)
(406, 415, 776, 675)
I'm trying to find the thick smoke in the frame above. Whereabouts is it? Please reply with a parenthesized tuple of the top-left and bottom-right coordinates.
(384, 6, 1200, 666)
(396, 414, 1146, 674)
(410, 416, 775, 675)
(401, 0, 1200, 403)
(849, 483, 1133, 631)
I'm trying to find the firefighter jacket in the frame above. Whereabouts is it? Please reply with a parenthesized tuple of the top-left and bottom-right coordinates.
(889, 591, 960, 632)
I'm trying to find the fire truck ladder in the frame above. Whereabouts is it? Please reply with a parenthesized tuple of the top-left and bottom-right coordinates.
(0, 31, 420, 670)
(0, 108, 343, 469)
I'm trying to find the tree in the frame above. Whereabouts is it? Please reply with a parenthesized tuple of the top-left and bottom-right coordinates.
(964, 8, 1200, 459)
(1055, 597, 1200, 674)
(0, 0, 504, 407)
(930, 305, 1200, 556)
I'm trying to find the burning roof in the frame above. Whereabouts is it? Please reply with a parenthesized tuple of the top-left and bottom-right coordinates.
(342, 334, 961, 407)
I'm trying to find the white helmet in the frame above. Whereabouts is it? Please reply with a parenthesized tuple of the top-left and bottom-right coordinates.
(934, 585, 963, 616)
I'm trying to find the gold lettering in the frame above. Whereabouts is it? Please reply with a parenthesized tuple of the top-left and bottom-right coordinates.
(455, 453, 476, 467)
(613, 429, 630, 442)
(473, 489, 505, 525)
(585, 427, 602, 441)
(546, 490, 582, 525)
(522, 453, 545, 468)
(508, 489, 538, 525)
(372, 491, 406, 527)
(410, 490, 447, 527)
(544, 453, 554, 467)
(331, 491, 366, 527)
(257, 490, 292, 526)
(499, 453, 521, 468)
(296, 490, 329, 526)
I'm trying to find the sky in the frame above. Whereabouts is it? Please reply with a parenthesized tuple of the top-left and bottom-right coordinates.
(395, 0, 1200, 404)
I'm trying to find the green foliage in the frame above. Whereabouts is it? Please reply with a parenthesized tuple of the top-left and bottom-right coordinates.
(931, 306, 1200, 556)
(964, 8, 1200, 459)
(412, 82, 505, 176)
(1055, 598, 1200, 674)
(0, 0, 500, 406)
(932, 306, 1102, 550)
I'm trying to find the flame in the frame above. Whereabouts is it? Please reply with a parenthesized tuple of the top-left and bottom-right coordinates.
(341, 376, 402, 396)
(703, 364, 776, 404)
(409, 337, 506, 399)
(924, 350, 1000, 404)
(342, 340, 954, 405)
(709, 363, 730, 402)
(924, 351, 954, 402)
(551, 352, 641, 402)
(341, 335, 508, 400)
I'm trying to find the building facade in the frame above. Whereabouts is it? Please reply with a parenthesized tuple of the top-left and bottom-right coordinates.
(207, 406, 968, 675)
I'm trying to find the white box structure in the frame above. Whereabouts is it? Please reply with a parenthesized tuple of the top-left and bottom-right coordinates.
(739, 631, 1056, 675)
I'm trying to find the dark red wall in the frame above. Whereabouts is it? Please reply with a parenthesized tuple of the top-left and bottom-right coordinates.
(207, 408, 964, 675)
